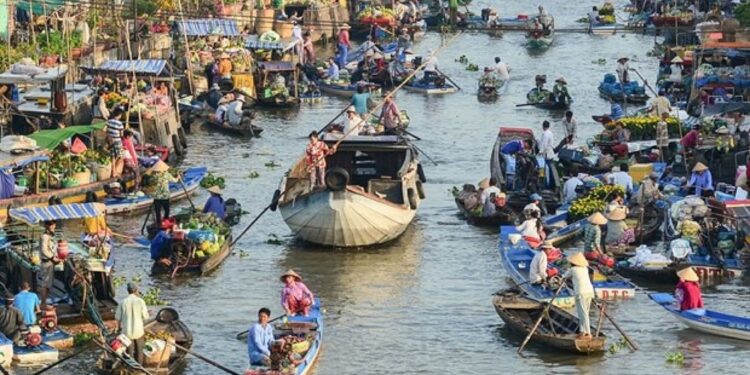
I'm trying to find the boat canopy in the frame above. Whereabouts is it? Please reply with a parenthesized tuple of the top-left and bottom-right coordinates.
(257, 61, 295, 72)
(81, 60, 171, 77)
(245, 36, 299, 52)
(0, 65, 69, 85)
(10, 203, 106, 224)
(177, 18, 239, 36)
(28, 123, 106, 150)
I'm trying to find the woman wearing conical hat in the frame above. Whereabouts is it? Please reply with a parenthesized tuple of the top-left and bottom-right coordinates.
(564, 252, 595, 338)
(686, 162, 713, 197)
(280, 269, 315, 317)
(583, 212, 607, 255)
(675, 267, 704, 312)
(604, 207, 635, 246)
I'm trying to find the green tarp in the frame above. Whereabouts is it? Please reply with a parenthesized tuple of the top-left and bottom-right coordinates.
(15, 0, 73, 17)
(28, 122, 105, 150)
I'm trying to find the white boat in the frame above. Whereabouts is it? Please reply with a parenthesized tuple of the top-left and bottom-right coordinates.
(651, 293, 750, 341)
(276, 134, 426, 247)
(403, 81, 458, 95)
(590, 23, 620, 35)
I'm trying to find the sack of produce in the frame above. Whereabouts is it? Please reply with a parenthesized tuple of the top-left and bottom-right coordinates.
(692, 205, 709, 218)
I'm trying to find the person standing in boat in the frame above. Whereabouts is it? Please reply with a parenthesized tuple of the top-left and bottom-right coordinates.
(248, 307, 275, 366)
(0, 293, 25, 343)
(302, 32, 316, 67)
(37, 220, 58, 308)
(635, 172, 662, 207)
(561, 111, 577, 142)
(583, 212, 607, 256)
(686, 162, 714, 197)
(115, 283, 149, 364)
(515, 210, 545, 248)
(379, 97, 403, 135)
(106, 107, 126, 178)
(587, 6, 601, 33)
(351, 86, 371, 117)
(562, 169, 584, 204)
(148, 161, 177, 225)
(538, 121, 555, 187)
(494, 57, 510, 81)
(203, 186, 226, 220)
(305, 132, 337, 188)
(616, 56, 631, 84)
(675, 267, 704, 312)
(422, 50, 439, 82)
(656, 112, 670, 160)
(280, 270, 315, 317)
(336, 24, 352, 69)
(564, 253, 595, 338)
(500, 139, 532, 190)
(14, 282, 40, 327)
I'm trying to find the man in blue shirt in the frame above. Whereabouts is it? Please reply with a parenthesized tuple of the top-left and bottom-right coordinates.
(14, 282, 40, 326)
(150, 222, 173, 267)
(203, 186, 226, 220)
(350, 85, 370, 116)
(248, 307, 275, 366)
(500, 139, 531, 189)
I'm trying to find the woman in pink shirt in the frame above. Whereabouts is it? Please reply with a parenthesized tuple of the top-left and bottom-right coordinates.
(280, 269, 315, 316)
(122, 130, 140, 184)
(336, 24, 352, 69)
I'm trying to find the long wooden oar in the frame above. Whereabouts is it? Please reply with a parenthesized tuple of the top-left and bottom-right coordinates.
(593, 299, 638, 351)
(517, 282, 567, 354)
(317, 105, 351, 135)
(178, 174, 196, 211)
(631, 68, 658, 97)
(168, 341, 241, 375)
(236, 314, 288, 340)
(435, 67, 462, 91)
(31, 344, 94, 375)
(110, 231, 151, 247)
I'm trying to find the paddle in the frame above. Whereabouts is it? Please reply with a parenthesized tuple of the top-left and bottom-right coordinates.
(31, 344, 94, 375)
(410, 142, 438, 166)
(515, 103, 539, 107)
(400, 128, 422, 140)
(631, 68, 658, 97)
(91, 338, 155, 375)
(592, 298, 639, 351)
(110, 231, 151, 247)
(435, 67, 462, 91)
(168, 341, 241, 375)
(317, 106, 351, 135)
(178, 174, 197, 211)
(517, 281, 566, 354)
(235, 314, 288, 340)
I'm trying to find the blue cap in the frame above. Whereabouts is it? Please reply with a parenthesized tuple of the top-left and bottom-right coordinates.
(530, 193, 543, 201)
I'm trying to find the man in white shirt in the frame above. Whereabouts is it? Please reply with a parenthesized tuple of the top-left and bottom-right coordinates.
(115, 283, 149, 363)
(616, 56, 631, 84)
(226, 95, 246, 127)
(563, 172, 584, 204)
(494, 57, 510, 81)
(529, 243, 553, 284)
(480, 177, 502, 203)
(609, 165, 633, 194)
(343, 106, 365, 135)
(649, 90, 672, 117)
(561, 111, 577, 141)
(538, 121, 555, 187)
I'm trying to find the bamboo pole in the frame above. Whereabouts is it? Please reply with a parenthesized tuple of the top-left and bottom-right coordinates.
(175, 0, 195, 94)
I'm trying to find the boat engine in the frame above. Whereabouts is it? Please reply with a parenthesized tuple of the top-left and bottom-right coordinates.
(109, 334, 133, 355)
(38, 305, 58, 332)
(22, 326, 42, 347)
(224, 198, 242, 226)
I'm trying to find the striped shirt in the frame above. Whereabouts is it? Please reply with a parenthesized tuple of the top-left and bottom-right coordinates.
(106, 119, 124, 149)
(610, 103, 624, 120)
(583, 223, 602, 252)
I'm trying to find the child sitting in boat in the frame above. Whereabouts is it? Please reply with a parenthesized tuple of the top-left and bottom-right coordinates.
(675, 267, 704, 313)
(280, 270, 315, 317)
(515, 210, 545, 248)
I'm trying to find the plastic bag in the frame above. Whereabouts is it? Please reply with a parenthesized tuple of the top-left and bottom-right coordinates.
(670, 238, 693, 259)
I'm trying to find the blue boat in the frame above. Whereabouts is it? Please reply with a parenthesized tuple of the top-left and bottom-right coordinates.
(544, 212, 587, 248)
(500, 226, 637, 308)
(41, 329, 74, 350)
(598, 73, 649, 104)
(650, 293, 750, 341)
(104, 167, 207, 215)
(13, 343, 58, 365)
(246, 298, 323, 375)
(404, 80, 457, 95)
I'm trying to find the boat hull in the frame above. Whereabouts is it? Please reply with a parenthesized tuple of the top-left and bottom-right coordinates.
(403, 84, 457, 95)
(280, 188, 416, 247)
(317, 84, 357, 98)
(650, 293, 750, 341)
(105, 167, 207, 215)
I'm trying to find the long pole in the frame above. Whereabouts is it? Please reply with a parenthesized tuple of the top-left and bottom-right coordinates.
(168, 342, 241, 375)
(435, 67, 461, 90)
(176, 0, 195, 94)
(517, 282, 566, 354)
(593, 299, 638, 351)
(31, 344, 94, 375)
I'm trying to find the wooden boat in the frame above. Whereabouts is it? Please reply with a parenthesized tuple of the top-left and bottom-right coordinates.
(590, 23, 620, 35)
(598, 87, 649, 104)
(493, 289, 606, 354)
(526, 27, 554, 49)
(246, 299, 323, 375)
(490, 127, 564, 212)
(204, 118, 264, 137)
(478, 76, 507, 101)
(544, 212, 586, 247)
(499, 226, 637, 308)
(4, 203, 117, 325)
(403, 78, 458, 95)
(276, 134, 425, 247)
(13, 343, 59, 365)
(650, 293, 750, 341)
(523, 88, 570, 110)
(617, 255, 744, 284)
(255, 61, 302, 109)
(454, 197, 520, 227)
(97, 308, 193, 374)
(104, 167, 207, 215)
(490, 15, 535, 30)
(318, 82, 381, 98)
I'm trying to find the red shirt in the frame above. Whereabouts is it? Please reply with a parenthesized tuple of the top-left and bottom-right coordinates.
(338, 30, 350, 47)
(680, 130, 699, 148)
(675, 280, 703, 311)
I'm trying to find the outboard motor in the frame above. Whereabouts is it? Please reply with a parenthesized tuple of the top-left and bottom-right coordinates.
(22, 326, 42, 347)
(224, 198, 242, 226)
(38, 305, 58, 332)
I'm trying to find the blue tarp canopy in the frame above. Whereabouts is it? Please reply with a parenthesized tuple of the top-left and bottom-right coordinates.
(80, 60, 170, 77)
(177, 18, 239, 36)
(245, 36, 298, 52)
(10, 203, 106, 224)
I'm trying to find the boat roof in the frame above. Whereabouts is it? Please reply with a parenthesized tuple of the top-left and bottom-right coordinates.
(0, 149, 50, 169)
(0, 65, 69, 84)
(497, 127, 534, 140)
(245, 36, 299, 52)
(321, 134, 412, 149)
(10, 203, 106, 224)
(257, 61, 295, 72)
(176, 18, 239, 36)
(80, 60, 171, 77)
(28, 123, 106, 150)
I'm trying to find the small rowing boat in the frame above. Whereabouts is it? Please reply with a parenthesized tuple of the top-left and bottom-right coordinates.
(96, 308, 193, 374)
(589, 23, 620, 35)
(500, 226, 637, 308)
(204, 118, 264, 138)
(105, 167, 207, 215)
(650, 293, 750, 341)
(246, 299, 323, 375)
(598, 73, 649, 104)
(477, 74, 507, 101)
(404, 80, 458, 95)
(454, 197, 520, 227)
(523, 88, 570, 110)
(526, 27, 554, 49)
(493, 289, 606, 354)
(317, 81, 381, 98)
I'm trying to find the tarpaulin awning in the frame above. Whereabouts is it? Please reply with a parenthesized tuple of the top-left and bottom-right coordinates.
(80, 60, 170, 77)
(28, 123, 106, 150)
(245, 36, 298, 52)
(177, 18, 239, 36)
(257, 61, 295, 72)
(10, 203, 106, 224)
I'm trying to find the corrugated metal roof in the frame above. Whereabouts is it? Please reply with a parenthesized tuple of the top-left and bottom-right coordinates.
(177, 18, 239, 36)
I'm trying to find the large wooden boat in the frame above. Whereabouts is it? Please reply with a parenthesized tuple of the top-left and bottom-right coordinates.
(276, 134, 425, 247)
(104, 167, 206, 215)
(650, 293, 750, 341)
(96, 308, 193, 374)
(617, 255, 743, 284)
(493, 289, 606, 354)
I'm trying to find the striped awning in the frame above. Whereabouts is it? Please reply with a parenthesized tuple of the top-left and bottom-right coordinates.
(10, 203, 106, 225)
(81, 60, 169, 76)
(177, 19, 239, 36)
(245, 36, 298, 52)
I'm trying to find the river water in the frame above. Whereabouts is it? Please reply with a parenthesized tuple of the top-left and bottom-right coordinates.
(25, 0, 750, 374)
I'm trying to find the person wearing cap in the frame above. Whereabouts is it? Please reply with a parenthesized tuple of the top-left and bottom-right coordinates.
(247, 307, 275, 366)
(680, 124, 701, 152)
(148, 161, 178, 225)
(529, 241, 555, 285)
(635, 171, 662, 207)
(351, 85, 371, 116)
(379, 96, 403, 135)
(616, 56, 631, 84)
(344, 106, 366, 136)
(336, 23, 352, 68)
(605, 207, 634, 246)
(583, 212, 607, 255)
(226, 95, 247, 127)
(218, 52, 233, 80)
(14, 282, 40, 326)
(516, 210, 544, 248)
(203, 186, 226, 220)
(150, 220, 174, 267)
(280, 270, 315, 317)
(206, 83, 223, 110)
(564, 253, 595, 338)
(305, 131, 337, 188)
(37, 220, 58, 308)
(524, 193, 546, 218)
(115, 283, 149, 364)
(686, 162, 714, 197)
(552, 77, 571, 106)
(0, 293, 25, 343)
(675, 267, 704, 312)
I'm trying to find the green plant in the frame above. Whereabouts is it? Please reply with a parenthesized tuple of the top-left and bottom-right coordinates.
(267, 233, 283, 245)
(142, 287, 168, 306)
(607, 338, 627, 354)
(737, 3, 750, 27)
(248, 171, 260, 178)
(265, 161, 280, 168)
(74, 332, 96, 347)
(665, 351, 685, 365)
(130, 0, 159, 17)
(112, 275, 126, 288)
